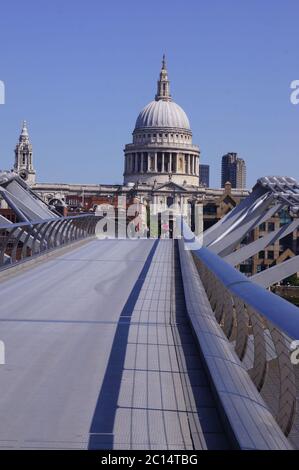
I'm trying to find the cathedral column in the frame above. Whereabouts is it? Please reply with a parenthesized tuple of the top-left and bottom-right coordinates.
(141, 152, 144, 173)
(191, 155, 194, 174)
(154, 152, 158, 172)
(162, 152, 165, 172)
(169, 153, 172, 172)
(135, 153, 138, 173)
(147, 153, 151, 172)
(173, 153, 177, 173)
(188, 154, 191, 174)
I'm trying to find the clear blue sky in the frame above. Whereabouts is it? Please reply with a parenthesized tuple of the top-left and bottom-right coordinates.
(0, 0, 298, 188)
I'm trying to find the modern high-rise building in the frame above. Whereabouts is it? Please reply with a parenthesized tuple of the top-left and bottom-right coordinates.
(199, 164, 210, 187)
(221, 152, 246, 188)
(236, 157, 246, 189)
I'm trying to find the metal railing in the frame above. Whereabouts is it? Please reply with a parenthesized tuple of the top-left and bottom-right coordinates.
(181, 220, 299, 447)
(0, 214, 100, 269)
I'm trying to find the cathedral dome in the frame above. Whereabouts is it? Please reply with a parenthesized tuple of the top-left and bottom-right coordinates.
(124, 55, 200, 188)
(135, 100, 190, 131)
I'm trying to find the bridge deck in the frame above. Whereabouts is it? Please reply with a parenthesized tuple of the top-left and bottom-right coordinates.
(0, 239, 229, 449)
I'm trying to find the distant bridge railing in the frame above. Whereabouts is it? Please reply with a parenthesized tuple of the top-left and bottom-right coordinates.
(0, 214, 100, 269)
(181, 220, 299, 447)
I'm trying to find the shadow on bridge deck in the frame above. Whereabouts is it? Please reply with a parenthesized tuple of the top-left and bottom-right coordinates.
(88, 240, 230, 450)
(88, 240, 159, 448)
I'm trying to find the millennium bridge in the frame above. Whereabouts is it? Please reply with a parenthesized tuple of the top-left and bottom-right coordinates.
(0, 172, 299, 450)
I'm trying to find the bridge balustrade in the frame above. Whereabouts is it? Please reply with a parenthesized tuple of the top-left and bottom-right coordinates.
(181, 220, 299, 448)
(0, 214, 100, 269)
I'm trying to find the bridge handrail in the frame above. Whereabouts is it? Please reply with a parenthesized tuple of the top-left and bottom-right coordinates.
(178, 234, 292, 449)
(0, 213, 101, 269)
(181, 218, 299, 444)
(0, 213, 96, 231)
(182, 220, 299, 340)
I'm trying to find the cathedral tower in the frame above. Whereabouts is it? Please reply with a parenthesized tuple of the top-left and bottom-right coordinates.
(14, 121, 36, 185)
